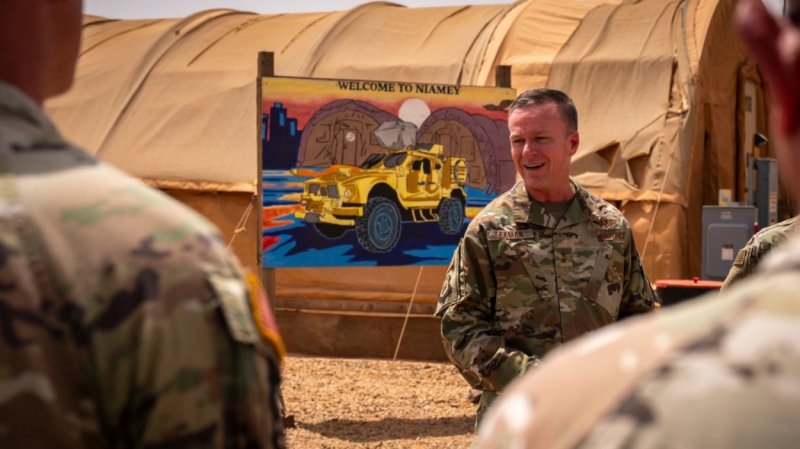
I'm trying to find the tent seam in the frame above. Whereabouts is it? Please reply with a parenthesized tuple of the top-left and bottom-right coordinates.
(79, 20, 165, 56)
(304, 2, 403, 77)
(95, 10, 255, 156)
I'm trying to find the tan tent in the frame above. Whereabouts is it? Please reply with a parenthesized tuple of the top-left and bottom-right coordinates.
(48, 0, 767, 316)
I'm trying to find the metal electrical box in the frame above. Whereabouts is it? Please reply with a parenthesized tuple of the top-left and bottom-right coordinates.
(754, 158, 778, 229)
(702, 206, 757, 280)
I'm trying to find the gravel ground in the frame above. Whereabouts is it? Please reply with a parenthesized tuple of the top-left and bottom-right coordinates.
(282, 356, 476, 448)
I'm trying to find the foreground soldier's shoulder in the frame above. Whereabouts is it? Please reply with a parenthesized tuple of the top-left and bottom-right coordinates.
(761, 235, 800, 272)
(476, 271, 800, 449)
(570, 275, 800, 448)
(744, 216, 799, 250)
(56, 168, 248, 322)
(755, 218, 798, 248)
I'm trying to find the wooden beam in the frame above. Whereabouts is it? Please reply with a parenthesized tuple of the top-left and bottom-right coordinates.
(276, 308, 447, 361)
(257, 51, 276, 308)
(258, 51, 274, 78)
(495, 65, 511, 88)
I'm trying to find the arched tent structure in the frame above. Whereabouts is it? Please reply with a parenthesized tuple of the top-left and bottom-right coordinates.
(47, 0, 766, 317)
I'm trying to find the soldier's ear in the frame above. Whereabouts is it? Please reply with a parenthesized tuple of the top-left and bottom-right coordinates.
(568, 131, 579, 155)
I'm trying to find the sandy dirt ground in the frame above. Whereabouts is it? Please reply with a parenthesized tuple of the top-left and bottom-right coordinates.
(282, 356, 476, 448)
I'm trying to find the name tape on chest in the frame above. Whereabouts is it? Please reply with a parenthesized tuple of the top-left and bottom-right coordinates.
(487, 229, 536, 241)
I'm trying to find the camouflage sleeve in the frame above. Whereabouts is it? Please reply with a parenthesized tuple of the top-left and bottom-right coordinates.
(722, 217, 799, 290)
(721, 247, 753, 290)
(721, 240, 763, 290)
(87, 235, 285, 448)
(618, 229, 656, 319)
(435, 230, 538, 393)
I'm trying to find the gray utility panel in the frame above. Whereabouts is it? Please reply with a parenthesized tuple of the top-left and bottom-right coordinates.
(702, 206, 757, 280)
(754, 158, 778, 229)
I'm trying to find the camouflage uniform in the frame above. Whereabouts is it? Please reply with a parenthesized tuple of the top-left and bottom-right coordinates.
(475, 236, 800, 449)
(722, 215, 798, 289)
(0, 82, 285, 448)
(436, 180, 654, 424)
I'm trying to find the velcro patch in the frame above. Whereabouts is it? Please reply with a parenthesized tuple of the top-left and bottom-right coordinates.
(732, 248, 747, 267)
(210, 274, 259, 345)
(487, 229, 535, 241)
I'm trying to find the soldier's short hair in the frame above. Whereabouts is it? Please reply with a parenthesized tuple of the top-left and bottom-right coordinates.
(509, 88, 578, 133)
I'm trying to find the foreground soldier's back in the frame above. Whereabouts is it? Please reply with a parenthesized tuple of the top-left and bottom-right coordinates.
(474, 0, 800, 446)
(0, 82, 285, 447)
(0, 0, 284, 446)
(475, 241, 800, 448)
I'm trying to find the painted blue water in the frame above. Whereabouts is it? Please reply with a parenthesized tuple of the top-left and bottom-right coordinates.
(262, 170, 304, 206)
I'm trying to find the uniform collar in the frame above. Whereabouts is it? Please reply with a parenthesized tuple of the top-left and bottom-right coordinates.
(512, 179, 591, 229)
(0, 81, 66, 148)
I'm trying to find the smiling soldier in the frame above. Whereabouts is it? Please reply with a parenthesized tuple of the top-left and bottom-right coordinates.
(435, 88, 655, 427)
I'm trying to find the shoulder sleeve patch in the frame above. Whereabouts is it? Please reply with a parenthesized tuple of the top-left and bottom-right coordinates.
(245, 273, 286, 362)
(209, 274, 259, 345)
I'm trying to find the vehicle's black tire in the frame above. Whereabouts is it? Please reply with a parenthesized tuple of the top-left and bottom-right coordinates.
(438, 197, 465, 235)
(313, 222, 347, 239)
(356, 197, 401, 253)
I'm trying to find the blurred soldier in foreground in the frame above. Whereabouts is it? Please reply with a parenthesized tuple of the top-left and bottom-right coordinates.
(722, 215, 799, 288)
(0, 0, 285, 447)
(475, 0, 800, 447)
(436, 88, 655, 427)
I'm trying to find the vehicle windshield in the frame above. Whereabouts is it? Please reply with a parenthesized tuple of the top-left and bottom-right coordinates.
(360, 153, 385, 169)
(383, 153, 407, 168)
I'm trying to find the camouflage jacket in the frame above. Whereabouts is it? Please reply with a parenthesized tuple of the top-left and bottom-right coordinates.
(436, 181, 654, 397)
(0, 82, 285, 448)
(722, 215, 799, 289)
(475, 236, 800, 449)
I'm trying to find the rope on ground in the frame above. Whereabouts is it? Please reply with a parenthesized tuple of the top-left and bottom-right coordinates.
(227, 197, 255, 250)
(393, 265, 425, 361)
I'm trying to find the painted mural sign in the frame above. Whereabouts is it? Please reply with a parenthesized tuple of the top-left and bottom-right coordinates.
(261, 76, 516, 268)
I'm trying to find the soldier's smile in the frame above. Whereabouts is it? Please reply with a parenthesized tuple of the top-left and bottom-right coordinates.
(523, 161, 546, 171)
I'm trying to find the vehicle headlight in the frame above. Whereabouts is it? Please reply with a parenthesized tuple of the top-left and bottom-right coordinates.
(343, 188, 352, 199)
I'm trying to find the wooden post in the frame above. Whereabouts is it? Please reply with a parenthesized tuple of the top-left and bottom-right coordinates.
(495, 65, 511, 88)
(257, 52, 277, 309)
(259, 51, 275, 78)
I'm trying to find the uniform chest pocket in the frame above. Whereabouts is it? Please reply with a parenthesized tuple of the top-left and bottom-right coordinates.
(489, 238, 554, 313)
(556, 244, 613, 302)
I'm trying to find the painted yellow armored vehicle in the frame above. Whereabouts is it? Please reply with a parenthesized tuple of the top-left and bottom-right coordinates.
(295, 143, 468, 253)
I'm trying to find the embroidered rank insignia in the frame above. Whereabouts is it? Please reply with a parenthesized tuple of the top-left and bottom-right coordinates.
(556, 251, 573, 268)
